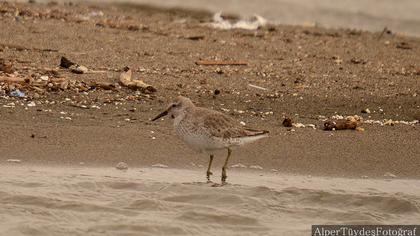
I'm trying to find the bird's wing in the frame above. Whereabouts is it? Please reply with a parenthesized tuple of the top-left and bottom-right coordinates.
(194, 108, 267, 139)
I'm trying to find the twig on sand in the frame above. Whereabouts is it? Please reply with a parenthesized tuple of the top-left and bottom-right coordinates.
(377, 27, 391, 40)
(248, 84, 268, 91)
(195, 60, 248, 66)
(0, 76, 31, 84)
(0, 43, 58, 52)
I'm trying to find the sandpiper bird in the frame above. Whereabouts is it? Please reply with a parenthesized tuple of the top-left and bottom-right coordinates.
(152, 96, 269, 184)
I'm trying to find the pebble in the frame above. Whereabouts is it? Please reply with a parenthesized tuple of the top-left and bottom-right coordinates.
(27, 101, 36, 107)
(115, 162, 128, 170)
(361, 108, 371, 114)
(71, 65, 88, 74)
(355, 127, 365, 132)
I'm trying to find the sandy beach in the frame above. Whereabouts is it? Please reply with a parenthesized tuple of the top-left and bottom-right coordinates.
(1, 1, 420, 235)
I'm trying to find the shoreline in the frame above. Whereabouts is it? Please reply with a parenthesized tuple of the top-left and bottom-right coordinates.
(18, 0, 420, 37)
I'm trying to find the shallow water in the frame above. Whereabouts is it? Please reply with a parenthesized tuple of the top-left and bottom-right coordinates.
(1, 165, 419, 235)
(45, 0, 420, 37)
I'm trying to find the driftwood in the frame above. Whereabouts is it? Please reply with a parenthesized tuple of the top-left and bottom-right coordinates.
(0, 76, 31, 84)
(119, 67, 156, 93)
(324, 118, 359, 131)
(195, 60, 248, 66)
(91, 81, 116, 90)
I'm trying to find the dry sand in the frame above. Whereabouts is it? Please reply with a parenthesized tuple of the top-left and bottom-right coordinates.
(1, 2, 420, 235)
(1, 164, 420, 236)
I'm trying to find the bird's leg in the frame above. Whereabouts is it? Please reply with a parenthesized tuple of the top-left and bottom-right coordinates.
(221, 148, 232, 185)
(206, 154, 214, 182)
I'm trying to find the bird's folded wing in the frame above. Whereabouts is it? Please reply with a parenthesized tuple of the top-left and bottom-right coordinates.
(198, 110, 267, 139)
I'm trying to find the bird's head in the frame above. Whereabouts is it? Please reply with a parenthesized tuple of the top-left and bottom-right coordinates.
(152, 96, 194, 121)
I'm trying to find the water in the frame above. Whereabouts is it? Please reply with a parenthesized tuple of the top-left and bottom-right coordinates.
(88, 0, 420, 37)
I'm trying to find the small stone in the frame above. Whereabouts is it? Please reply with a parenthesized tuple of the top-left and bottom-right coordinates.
(282, 117, 293, 127)
(71, 65, 88, 74)
(115, 162, 128, 170)
(361, 108, 371, 114)
(355, 127, 365, 132)
(27, 101, 36, 107)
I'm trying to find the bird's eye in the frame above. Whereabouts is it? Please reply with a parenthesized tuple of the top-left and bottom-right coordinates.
(172, 104, 177, 107)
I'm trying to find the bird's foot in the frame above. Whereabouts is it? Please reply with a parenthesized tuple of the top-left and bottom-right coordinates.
(221, 171, 227, 184)
(206, 171, 213, 182)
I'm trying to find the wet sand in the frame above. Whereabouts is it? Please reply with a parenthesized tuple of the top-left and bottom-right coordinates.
(1, 2, 420, 235)
(0, 1, 419, 177)
(1, 165, 420, 236)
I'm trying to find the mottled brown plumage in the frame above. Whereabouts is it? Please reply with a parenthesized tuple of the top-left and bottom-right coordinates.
(152, 96, 268, 185)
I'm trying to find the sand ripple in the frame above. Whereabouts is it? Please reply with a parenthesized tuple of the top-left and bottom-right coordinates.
(1, 166, 419, 236)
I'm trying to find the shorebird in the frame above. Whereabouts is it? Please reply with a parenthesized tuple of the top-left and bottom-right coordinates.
(152, 96, 268, 184)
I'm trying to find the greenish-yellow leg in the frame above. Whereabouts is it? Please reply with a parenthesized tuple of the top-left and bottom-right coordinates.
(221, 148, 232, 184)
(206, 154, 214, 182)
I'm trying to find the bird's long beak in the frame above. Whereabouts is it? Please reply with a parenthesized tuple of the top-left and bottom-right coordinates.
(151, 110, 168, 121)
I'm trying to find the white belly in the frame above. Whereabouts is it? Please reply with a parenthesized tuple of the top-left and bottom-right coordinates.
(175, 123, 227, 153)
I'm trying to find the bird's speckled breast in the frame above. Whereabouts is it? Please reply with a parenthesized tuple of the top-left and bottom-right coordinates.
(174, 118, 227, 153)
